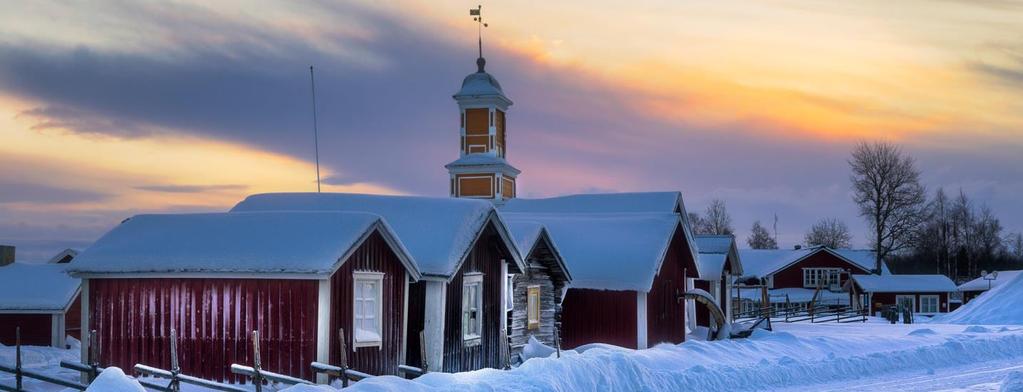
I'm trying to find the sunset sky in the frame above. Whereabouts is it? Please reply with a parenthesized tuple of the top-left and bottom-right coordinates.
(1, 1, 1021, 261)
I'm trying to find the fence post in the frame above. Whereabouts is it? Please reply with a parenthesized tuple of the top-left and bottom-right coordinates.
(15, 327, 22, 390)
(338, 328, 349, 388)
(251, 331, 262, 392)
(418, 330, 429, 374)
(554, 325, 561, 359)
(169, 328, 180, 392)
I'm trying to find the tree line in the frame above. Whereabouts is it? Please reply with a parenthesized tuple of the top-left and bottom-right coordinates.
(687, 141, 1023, 282)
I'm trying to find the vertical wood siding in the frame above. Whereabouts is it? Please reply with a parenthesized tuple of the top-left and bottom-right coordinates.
(441, 225, 509, 372)
(0, 314, 52, 346)
(771, 252, 871, 288)
(89, 278, 318, 383)
(646, 228, 691, 345)
(329, 231, 407, 376)
(65, 294, 82, 340)
(403, 281, 426, 369)
(693, 280, 711, 327)
(560, 289, 637, 349)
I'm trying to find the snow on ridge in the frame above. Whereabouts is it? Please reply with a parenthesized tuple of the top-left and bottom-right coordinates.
(959, 270, 1022, 292)
(935, 270, 1023, 325)
(70, 211, 390, 275)
(503, 212, 680, 292)
(501, 191, 682, 214)
(0, 262, 79, 311)
(231, 192, 509, 277)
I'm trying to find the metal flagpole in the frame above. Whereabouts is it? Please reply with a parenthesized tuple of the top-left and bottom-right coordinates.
(309, 66, 321, 193)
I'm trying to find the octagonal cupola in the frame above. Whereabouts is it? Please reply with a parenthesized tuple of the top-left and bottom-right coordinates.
(446, 56, 520, 202)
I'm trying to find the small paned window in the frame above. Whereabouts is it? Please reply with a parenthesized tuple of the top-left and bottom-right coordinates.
(353, 271, 384, 348)
(463, 273, 484, 344)
(527, 285, 541, 330)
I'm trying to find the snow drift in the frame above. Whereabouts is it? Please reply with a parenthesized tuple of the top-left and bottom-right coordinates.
(934, 271, 1023, 325)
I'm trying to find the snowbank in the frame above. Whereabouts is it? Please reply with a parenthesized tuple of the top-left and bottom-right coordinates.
(86, 367, 145, 392)
(277, 323, 1023, 392)
(933, 270, 1023, 325)
(1002, 371, 1023, 392)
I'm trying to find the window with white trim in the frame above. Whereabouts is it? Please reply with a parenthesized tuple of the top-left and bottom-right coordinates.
(919, 295, 939, 314)
(463, 273, 484, 343)
(895, 295, 915, 312)
(802, 268, 842, 288)
(527, 285, 541, 330)
(353, 272, 384, 347)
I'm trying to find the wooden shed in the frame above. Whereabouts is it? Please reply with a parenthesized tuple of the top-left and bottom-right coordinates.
(693, 235, 743, 326)
(231, 193, 525, 373)
(69, 211, 420, 383)
(846, 274, 957, 315)
(504, 213, 700, 350)
(502, 221, 572, 361)
(0, 261, 81, 348)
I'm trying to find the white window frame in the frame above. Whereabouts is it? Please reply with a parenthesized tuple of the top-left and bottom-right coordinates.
(352, 271, 384, 349)
(462, 273, 484, 345)
(527, 285, 541, 330)
(895, 295, 916, 313)
(919, 295, 939, 314)
(802, 268, 842, 288)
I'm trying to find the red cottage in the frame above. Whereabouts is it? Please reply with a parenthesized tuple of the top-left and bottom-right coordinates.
(230, 193, 525, 373)
(846, 274, 957, 315)
(736, 247, 887, 310)
(504, 213, 699, 350)
(692, 235, 743, 327)
(69, 211, 420, 383)
(0, 257, 81, 348)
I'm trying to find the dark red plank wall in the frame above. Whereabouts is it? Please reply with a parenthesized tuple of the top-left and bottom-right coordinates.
(0, 314, 52, 346)
(89, 278, 318, 383)
(441, 225, 510, 372)
(560, 289, 637, 349)
(329, 231, 407, 376)
(647, 227, 695, 345)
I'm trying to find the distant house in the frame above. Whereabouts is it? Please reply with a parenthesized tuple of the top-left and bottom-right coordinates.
(231, 193, 525, 373)
(846, 274, 957, 315)
(504, 212, 699, 350)
(736, 246, 889, 310)
(69, 211, 421, 383)
(0, 261, 81, 348)
(502, 221, 572, 361)
(958, 270, 1021, 304)
(693, 235, 743, 325)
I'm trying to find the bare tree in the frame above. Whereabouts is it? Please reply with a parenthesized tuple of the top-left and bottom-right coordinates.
(703, 199, 734, 235)
(1006, 232, 1023, 260)
(747, 220, 778, 249)
(849, 141, 926, 273)
(805, 218, 853, 249)
(687, 212, 711, 235)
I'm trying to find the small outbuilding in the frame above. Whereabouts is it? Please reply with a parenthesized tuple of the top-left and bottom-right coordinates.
(231, 193, 525, 373)
(958, 270, 1021, 304)
(846, 274, 957, 315)
(0, 262, 81, 348)
(503, 220, 572, 362)
(693, 235, 743, 325)
(70, 211, 420, 383)
(504, 212, 699, 350)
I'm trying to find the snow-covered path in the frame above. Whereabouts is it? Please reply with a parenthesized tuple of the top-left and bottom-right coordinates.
(781, 356, 1023, 392)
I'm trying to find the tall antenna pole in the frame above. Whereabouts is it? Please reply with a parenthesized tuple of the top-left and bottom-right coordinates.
(309, 65, 321, 193)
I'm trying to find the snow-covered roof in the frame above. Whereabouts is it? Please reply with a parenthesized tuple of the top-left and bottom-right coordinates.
(735, 287, 849, 304)
(849, 274, 957, 293)
(503, 220, 572, 283)
(70, 211, 419, 278)
(958, 270, 1022, 292)
(445, 153, 520, 176)
(738, 246, 889, 278)
(231, 193, 524, 278)
(0, 263, 80, 312)
(500, 191, 700, 273)
(47, 248, 79, 264)
(694, 235, 743, 279)
(503, 212, 681, 292)
(454, 64, 510, 102)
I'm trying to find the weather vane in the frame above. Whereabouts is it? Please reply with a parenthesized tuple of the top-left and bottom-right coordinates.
(470, 5, 488, 61)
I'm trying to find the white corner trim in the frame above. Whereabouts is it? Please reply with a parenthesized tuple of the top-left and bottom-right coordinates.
(499, 261, 508, 338)
(79, 279, 90, 380)
(423, 281, 447, 370)
(636, 292, 648, 349)
(399, 272, 410, 368)
(50, 314, 64, 348)
(315, 279, 331, 384)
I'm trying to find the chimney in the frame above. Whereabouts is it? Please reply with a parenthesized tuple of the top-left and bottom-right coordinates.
(793, 245, 802, 250)
(0, 245, 14, 267)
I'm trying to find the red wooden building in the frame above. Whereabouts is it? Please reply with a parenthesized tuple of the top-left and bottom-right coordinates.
(0, 256, 81, 348)
(846, 274, 957, 315)
(231, 193, 525, 373)
(69, 211, 420, 383)
(504, 212, 699, 350)
(693, 235, 743, 327)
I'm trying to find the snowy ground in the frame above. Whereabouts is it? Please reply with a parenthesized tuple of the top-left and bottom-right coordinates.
(4, 321, 1023, 391)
